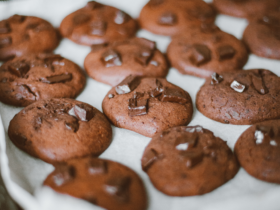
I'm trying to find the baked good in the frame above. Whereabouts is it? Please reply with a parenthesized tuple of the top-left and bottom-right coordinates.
(59, 1, 138, 46)
(8, 98, 112, 163)
(0, 15, 59, 61)
(0, 53, 86, 107)
(235, 120, 280, 184)
(44, 157, 147, 210)
(196, 69, 280, 125)
(141, 126, 239, 196)
(138, 0, 216, 36)
(213, 0, 280, 19)
(243, 13, 280, 59)
(102, 76, 193, 137)
(167, 25, 248, 78)
(84, 37, 168, 86)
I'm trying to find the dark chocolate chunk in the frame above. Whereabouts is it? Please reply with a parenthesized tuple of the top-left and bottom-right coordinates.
(211, 72, 223, 85)
(16, 85, 36, 101)
(115, 75, 140, 94)
(0, 36, 12, 48)
(133, 38, 156, 50)
(150, 79, 164, 97)
(175, 133, 198, 151)
(230, 80, 246, 93)
(0, 21, 11, 34)
(8, 61, 30, 78)
(148, 0, 164, 6)
(217, 45, 236, 60)
(74, 104, 94, 121)
(65, 118, 79, 132)
(254, 125, 277, 145)
(128, 97, 148, 117)
(142, 149, 159, 172)
(181, 150, 204, 168)
(189, 44, 211, 66)
(102, 49, 122, 67)
(73, 14, 90, 25)
(260, 15, 280, 27)
(88, 159, 107, 175)
(91, 43, 108, 51)
(114, 10, 129, 25)
(9, 14, 26, 23)
(158, 12, 177, 25)
(104, 176, 131, 202)
(53, 164, 76, 186)
(251, 73, 268, 95)
(89, 21, 107, 36)
(42, 73, 72, 84)
(135, 50, 154, 66)
(133, 92, 144, 99)
(108, 94, 114, 99)
(201, 23, 219, 33)
(159, 88, 188, 105)
(85, 1, 104, 10)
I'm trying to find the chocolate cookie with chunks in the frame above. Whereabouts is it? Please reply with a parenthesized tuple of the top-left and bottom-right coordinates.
(139, 0, 216, 36)
(59, 1, 138, 46)
(8, 98, 112, 163)
(0, 54, 86, 107)
(0, 15, 59, 61)
(243, 12, 280, 60)
(213, 0, 280, 19)
(84, 37, 168, 86)
(141, 126, 239, 196)
(102, 76, 193, 137)
(167, 25, 248, 78)
(196, 69, 280, 125)
(235, 120, 280, 184)
(44, 158, 147, 210)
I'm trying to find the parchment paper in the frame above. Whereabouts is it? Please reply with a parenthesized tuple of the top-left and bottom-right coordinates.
(0, 0, 280, 209)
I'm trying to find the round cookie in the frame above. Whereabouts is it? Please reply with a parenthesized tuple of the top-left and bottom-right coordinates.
(167, 25, 248, 78)
(213, 0, 280, 19)
(8, 98, 112, 163)
(44, 157, 148, 210)
(243, 13, 280, 60)
(196, 69, 280, 125)
(59, 1, 138, 46)
(84, 37, 168, 86)
(0, 15, 59, 61)
(141, 126, 239, 196)
(102, 76, 193, 137)
(0, 53, 86, 107)
(235, 120, 280, 184)
(138, 0, 216, 36)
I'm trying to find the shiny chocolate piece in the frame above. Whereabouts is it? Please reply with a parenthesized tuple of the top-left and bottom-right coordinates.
(182, 150, 204, 168)
(254, 125, 277, 145)
(0, 21, 11, 34)
(133, 92, 144, 99)
(115, 75, 140, 95)
(128, 97, 148, 117)
(190, 44, 211, 66)
(91, 43, 108, 51)
(149, 0, 164, 6)
(175, 133, 198, 151)
(150, 79, 164, 97)
(16, 85, 36, 101)
(115, 10, 129, 25)
(8, 61, 30, 78)
(73, 104, 94, 121)
(0, 36, 12, 48)
(260, 15, 280, 27)
(135, 50, 154, 66)
(158, 12, 177, 25)
(159, 88, 187, 105)
(88, 159, 107, 175)
(142, 149, 159, 172)
(53, 164, 76, 186)
(102, 49, 122, 67)
(133, 38, 156, 50)
(73, 14, 90, 25)
(217, 45, 236, 61)
(104, 176, 131, 202)
(211, 72, 223, 85)
(108, 94, 114, 99)
(65, 118, 79, 132)
(185, 126, 204, 133)
(230, 80, 245, 93)
(89, 21, 107, 36)
(43, 73, 72, 84)
(85, 1, 104, 10)
(9, 14, 26, 23)
(251, 73, 268, 95)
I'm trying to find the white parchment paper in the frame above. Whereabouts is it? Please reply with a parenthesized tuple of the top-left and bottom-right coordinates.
(0, 0, 280, 209)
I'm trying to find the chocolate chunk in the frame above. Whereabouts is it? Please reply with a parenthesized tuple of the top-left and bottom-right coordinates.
(211, 72, 223, 85)
(133, 38, 156, 50)
(175, 133, 198, 151)
(104, 176, 131, 202)
(201, 23, 219, 33)
(135, 50, 154, 66)
(150, 79, 164, 97)
(115, 75, 140, 94)
(38, 54, 63, 62)
(0, 21, 11, 34)
(108, 94, 114, 99)
(42, 73, 72, 84)
(150, 60, 158, 66)
(85, 1, 104, 10)
(91, 43, 108, 51)
(185, 126, 204, 133)
(0, 78, 7, 83)
(217, 45, 236, 60)
(159, 88, 188, 105)
(255, 125, 275, 145)
(73, 14, 90, 25)
(89, 21, 107, 36)
(73, 104, 94, 121)
(142, 149, 159, 172)
(133, 92, 144, 99)
(260, 15, 280, 27)
(53, 164, 76, 186)
(158, 12, 177, 25)
(26, 23, 40, 30)
(65, 118, 79, 132)
(88, 159, 107, 175)
(182, 150, 204, 168)
(0, 36, 12, 48)
(114, 10, 129, 24)
(149, 0, 164, 6)
(128, 97, 148, 117)
(9, 14, 26, 23)
(189, 44, 211, 66)
(230, 80, 246, 93)
(102, 49, 122, 67)
(8, 61, 30, 78)
(251, 73, 268, 95)
(16, 85, 36, 101)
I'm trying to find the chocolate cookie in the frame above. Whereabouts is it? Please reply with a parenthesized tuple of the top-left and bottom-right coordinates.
(138, 0, 216, 36)
(141, 126, 239, 196)
(0, 54, 86, 107)
(102, 76, 193, 137)
(196, 69, 280, 125)
(235, 120, 280, 184)
(59, 1, 138, 46)
(0, 15, 59, 61)
(8, 98, 112, 163)
(167, 25, 248, 78)
(213, 0, 280, 19)
(44, 157, 147, 210)
(243, 13, 280, 59)
(84, 37, 168, 86)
